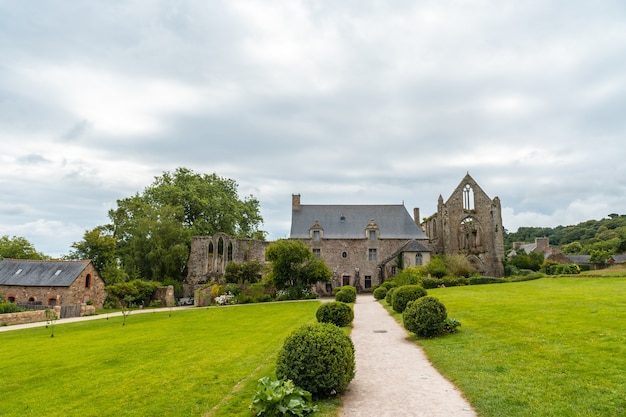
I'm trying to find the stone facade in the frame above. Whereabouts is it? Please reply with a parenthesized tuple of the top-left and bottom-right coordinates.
(0, 260, 107, 309)
(184, 233, 269, 296)
(422, 173, 505, 277)
(184, 173, 505, 294)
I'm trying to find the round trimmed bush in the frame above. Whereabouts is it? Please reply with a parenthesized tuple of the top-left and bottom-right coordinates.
(276, 323, 355, 398)
(403, 296, 448, 338)
(373, 286, 387, 300)
(385, 286, 396, 305)
(316, 301, 354, 327)
(391, 285, 427, 313)
(335, 288, 356, 303)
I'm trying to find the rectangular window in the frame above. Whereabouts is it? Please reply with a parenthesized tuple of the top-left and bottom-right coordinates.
(364, 275, 372, 289)
(369, 230, 376, 240)
(391, 266, 397, 276)
(368, 248, 377, 261)
(312, 248, 321, 258)
(313, 230, 320, 241)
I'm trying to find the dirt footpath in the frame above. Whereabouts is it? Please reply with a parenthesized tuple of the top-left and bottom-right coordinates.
(340, 295, 477, 417)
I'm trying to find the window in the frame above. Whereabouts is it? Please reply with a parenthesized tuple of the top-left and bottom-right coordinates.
(364, 275, 372, 289)
(368, 230, 376, 241)
(415, 253, 423, 266)
(368, 248, 377, 261)
(463, 184, 474, 210)
(48, 298, 57, 307)
(313, 230, 320, 241)
(342, 275, 350, 286)
(227, 242, 233, 261)
(85, 274, 92, 289)
(342, 251, 348, 258)
(391, 266, 397, 276)
(8, 296, 16, 303)
(325, 283, 333, 293)
(28, 297, 35, 303)
(313, 248, 321, 258)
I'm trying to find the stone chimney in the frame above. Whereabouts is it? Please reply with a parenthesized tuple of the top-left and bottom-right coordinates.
(535, 237, 550, 252)
(292, 194, 301, 211)
(413, 208, 420, 225)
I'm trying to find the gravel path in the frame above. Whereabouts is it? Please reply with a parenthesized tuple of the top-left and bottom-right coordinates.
(340, 295, 477, 417)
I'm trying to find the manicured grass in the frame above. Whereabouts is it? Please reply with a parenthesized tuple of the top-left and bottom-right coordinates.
(0, 301, 337, 417)
(399, 278, 626, 417)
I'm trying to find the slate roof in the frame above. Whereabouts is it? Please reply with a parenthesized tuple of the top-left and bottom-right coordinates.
(290, 204, 428, 239)
(401, 239, 432, 252)
(0, 259, 90, 287)
(563, 255, 591, 264)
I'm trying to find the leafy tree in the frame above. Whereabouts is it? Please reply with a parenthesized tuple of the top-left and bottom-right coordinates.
(561, 241, 583, 254)
(71, 168, 264, 284)
(224, 259, 265, 284)
(0, 235, 48, 260)
(265, 240, 331, 296)
(509, 250, 544, 271)
(589, 250, 610, 266)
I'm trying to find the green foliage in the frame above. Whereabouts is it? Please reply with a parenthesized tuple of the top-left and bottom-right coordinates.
(444, 255, 475, 278)
(0, 235, 48, 260)
(373, 286, 387, 300)
(70, 167, 265, 284)
(424, 255, 447, 278)
(393, 267, 424, 285)
(105, 279, 161, 307)
(385, 287, 397, 305)
(266, 240, 332, 296)
(392, 285, 427, 313)
(421, 277, 441, 289)
(402, 296, 448, 338)
(335, 290, 356, 303)
(0, 301, 23, 313)
(224, 259, 265, 284)
(316, 302, 354, 327)
(380, 280, 398, 290)
(276, 323, 355, 398)
(589, 249, 611, 265)
(505, 214, 626, 254)
(335, 287, 356, 303)
(468, 276, 505, 285)
(442, 317, 461, 334)
(545, 263, 581, 275)
(508, 250, 544, 272)
(249, 377, 318, 417)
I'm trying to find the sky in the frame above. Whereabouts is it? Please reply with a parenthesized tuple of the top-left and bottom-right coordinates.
(1, 1, 625, 258)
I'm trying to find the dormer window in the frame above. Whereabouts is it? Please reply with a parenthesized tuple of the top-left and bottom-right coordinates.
(365, 218, 379, 240)
(310, 220, 323, 241)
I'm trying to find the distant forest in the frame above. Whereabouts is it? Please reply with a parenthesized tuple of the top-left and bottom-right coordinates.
(504, 214, 626, 255)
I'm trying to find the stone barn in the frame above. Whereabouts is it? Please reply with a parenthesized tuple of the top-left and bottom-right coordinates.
(0, 259, 106, 309)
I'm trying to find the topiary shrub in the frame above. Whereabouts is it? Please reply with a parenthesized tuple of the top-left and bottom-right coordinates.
(373, 286, 387, 300)
(420, 277, 440, 289)
(392, 285, 427, 313)
(380, 280, 398, 290)
(335, 289, 356, 303)
(385, 287, 396, 305)
(276, 323, 355, 398)
(403, 296, 448, 338)
(316, 301, 354, 327)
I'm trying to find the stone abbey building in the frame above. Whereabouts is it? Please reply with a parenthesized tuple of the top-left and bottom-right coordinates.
(185, 173, 505, 295)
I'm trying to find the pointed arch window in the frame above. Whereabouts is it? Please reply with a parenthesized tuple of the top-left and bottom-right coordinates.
(463, 184, 474, 210)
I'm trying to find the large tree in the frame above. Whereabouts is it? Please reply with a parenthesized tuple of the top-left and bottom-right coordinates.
(70, 168, 264, 284)
(265, 239, 331, 295)
(0, 235, 48, 260)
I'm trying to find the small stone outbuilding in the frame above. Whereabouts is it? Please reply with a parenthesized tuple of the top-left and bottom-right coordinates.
(0, 259, 106, 309)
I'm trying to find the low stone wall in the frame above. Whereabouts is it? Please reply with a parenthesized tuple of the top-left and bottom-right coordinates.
(0, 306, 61, 326)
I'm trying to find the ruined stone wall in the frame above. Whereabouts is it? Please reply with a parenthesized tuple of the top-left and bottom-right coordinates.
(422, 175, 505, 277)
(185, 234, 269, 296)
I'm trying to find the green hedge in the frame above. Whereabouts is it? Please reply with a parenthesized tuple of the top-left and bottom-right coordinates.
(316, 302, 354, 327)
(391, 285, 427, 313)
(276, 323, 355, 398)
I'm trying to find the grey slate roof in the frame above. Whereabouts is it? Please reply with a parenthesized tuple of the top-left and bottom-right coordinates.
(402, 239, 432, 252)
(290, 204, 428, 239)
(0, 259, 90, 287)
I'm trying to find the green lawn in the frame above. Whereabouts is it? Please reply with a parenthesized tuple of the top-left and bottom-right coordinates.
(410, 278, 626, 417)
(0, 301, 331, 417)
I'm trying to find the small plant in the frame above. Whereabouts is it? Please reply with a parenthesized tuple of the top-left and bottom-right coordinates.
(215, 292, 235, 305)
(316, 301, 354, 327)
(45, 308, 58, 338)
(391, 285, 427, 313)
(443, 317, 461, 334)
(249, 377, 318, 417)
(403, 296, 448, 338)
(276, 323, 355, 398)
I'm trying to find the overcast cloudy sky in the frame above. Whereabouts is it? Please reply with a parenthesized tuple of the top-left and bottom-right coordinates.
(1, 1, 625, 257)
